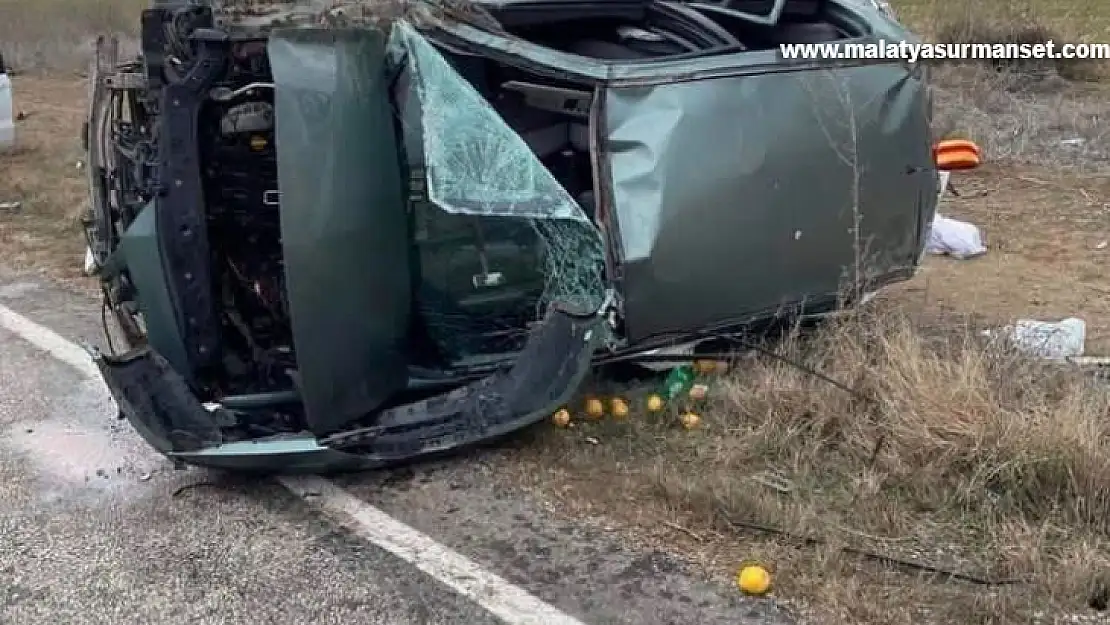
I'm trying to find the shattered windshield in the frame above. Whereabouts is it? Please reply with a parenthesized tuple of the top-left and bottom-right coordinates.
(388, 22, 607, 333)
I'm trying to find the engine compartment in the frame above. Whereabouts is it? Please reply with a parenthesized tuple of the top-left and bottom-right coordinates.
(197, 45, 292, 396)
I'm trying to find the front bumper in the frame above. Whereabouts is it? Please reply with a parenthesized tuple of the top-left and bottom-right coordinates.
(92, 305, 606, 474)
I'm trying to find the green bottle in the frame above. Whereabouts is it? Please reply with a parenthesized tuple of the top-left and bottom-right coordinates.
(659, 365, 696, 400)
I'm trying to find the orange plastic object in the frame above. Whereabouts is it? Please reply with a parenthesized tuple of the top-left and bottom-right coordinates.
(933, 139, 981, 171)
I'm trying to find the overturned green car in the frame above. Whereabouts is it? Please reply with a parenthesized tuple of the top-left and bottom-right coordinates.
(82, 0, 938, 472)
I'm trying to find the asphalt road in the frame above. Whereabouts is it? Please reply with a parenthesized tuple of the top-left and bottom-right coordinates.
(0, 272, 796, 625)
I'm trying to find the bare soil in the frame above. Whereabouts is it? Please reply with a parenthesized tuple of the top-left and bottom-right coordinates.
(0, 77, 94, 295)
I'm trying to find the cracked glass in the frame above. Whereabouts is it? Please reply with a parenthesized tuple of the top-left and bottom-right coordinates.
(388, 22, 606, 354)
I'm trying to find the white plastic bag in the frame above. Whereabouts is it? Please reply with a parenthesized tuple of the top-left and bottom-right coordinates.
(0, 72, 15, 151)
(1002, 318, 1086, 360)
(925, 213, 987, 259)
(83, 246, 99, 276)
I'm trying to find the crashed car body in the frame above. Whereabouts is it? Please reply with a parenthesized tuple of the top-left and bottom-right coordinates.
(83, 0, 938, 473)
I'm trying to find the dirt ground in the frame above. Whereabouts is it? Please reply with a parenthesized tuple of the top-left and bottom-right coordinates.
(0, 77, 92, 295)
(892, 163, 1110, 354)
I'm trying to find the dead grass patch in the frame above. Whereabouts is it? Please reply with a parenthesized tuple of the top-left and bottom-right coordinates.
(0, 76, 97, 292)
(930, 2, 1105, 82)
(0, 0, 142, 73)
(894, 0, 1110, 49)
(927, 65, 1110, 169)
(505, 300, 1110, 624)
(888, 0, 1110, 169)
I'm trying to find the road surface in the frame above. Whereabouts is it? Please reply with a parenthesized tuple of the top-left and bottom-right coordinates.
(0, 272, 796, 625)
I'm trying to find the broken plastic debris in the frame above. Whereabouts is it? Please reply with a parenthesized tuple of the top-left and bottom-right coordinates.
(83, 247, 99, 276)
(925, 213, 986, 259)
(933, 139, 981, 171)
(995, 317, 1086, 360)
(688, 383, 710, 400)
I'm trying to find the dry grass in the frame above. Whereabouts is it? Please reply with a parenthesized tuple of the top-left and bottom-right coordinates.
(0, 0, 142, 73)
(504, 299, 1110, 624)
(0, 77, 96, 292)
(894, 0, 1110, 47)
(928, 66, 1110, 169)
(888, 0, 1110, 170)
(0, 0, 140, 292)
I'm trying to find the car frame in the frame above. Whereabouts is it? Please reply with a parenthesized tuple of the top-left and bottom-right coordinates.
(82, 0, 939, 473)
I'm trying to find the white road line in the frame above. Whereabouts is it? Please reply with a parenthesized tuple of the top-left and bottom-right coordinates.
(0, 304, 102, 380)
(0, 302, 589, 625)
(281, 475, 589, 625)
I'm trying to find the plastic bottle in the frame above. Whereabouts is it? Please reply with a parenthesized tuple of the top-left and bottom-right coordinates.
(659, 365, 696, 400)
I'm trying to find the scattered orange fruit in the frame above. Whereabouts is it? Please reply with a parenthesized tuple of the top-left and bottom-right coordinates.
(737, 564, 772, 596)
(551, 409, 571, 428)
(679, 412, 701, 430)
(610, 397, 630, 419)
(674, 410, 701, 430)
(584, 397, 605, 419)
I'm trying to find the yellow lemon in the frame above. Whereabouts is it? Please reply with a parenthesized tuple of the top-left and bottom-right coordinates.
(680, 412, 701, 430)
(737, 565, 772, 596)
(551, 409, 571, 428)
(645, 394, 665, 412)
(584, 397, 606, 419)
(610, 397, 630, 419)
(688, 383, 709, 400)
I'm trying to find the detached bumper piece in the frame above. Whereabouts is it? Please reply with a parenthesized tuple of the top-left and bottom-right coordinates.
(92, 306, 604, 473)
(92, 346, 230, 454)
